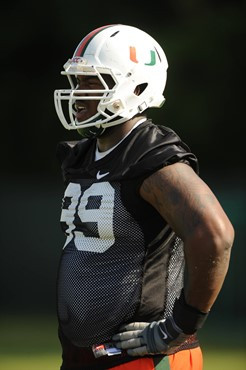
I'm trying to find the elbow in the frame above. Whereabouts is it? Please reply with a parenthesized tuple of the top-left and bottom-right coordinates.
(187, 216, 235, 256)
(202, 217, 235, 258)
(215, 218, 235, 253)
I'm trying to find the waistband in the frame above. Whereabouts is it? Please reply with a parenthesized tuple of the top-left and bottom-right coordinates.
(59, 328, 199, 370)
(59, 328, 134, 370)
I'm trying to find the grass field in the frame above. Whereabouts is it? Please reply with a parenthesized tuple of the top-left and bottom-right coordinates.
(0, 315, 245, 370)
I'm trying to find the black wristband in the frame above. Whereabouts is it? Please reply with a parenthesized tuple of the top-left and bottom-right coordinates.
(172, 289, 209, 334)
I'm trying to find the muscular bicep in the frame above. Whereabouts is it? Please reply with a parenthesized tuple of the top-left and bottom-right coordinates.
(140, 162, 226, 241)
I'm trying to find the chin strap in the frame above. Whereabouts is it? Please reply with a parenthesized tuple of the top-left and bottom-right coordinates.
(77, 126, 106, 138)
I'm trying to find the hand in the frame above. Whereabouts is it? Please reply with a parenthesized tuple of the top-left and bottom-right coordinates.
(112, 317, 191, 356)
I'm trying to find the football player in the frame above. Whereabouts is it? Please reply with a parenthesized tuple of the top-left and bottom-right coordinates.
(54, 24, 234, 370)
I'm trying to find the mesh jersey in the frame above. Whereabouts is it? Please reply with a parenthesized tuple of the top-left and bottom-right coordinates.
(56, 120, 199, 349)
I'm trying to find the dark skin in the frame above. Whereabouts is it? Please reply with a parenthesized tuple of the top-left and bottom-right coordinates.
(75, 75, 105, 124)
(140, 163, 234, 312)
(96, 116, 145, 152)
(76, 74, 235, 313)
(75, 74, 144, 151)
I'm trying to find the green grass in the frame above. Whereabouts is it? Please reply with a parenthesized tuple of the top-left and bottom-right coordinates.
(0, 355, 60, 370)
(202, 349, 246, 370)
(199, 319, 246, 370)
(0, 315, 245, 370)
(0, 315, 60, 370)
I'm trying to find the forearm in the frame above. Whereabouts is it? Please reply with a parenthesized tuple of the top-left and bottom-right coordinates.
(183, 233, 233, 313)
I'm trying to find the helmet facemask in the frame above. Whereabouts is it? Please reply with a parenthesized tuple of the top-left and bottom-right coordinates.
(54, 63, 119, 130)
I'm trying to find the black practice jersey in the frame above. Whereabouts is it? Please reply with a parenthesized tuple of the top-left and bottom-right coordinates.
(56, 120, 199, 349)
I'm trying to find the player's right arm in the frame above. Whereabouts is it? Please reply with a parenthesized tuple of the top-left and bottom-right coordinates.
(113, 163, 234, 356)
(139, 162, 234, 313)
(113, 162, 234, 356)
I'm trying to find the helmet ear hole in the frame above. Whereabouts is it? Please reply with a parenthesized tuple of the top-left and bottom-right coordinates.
(134, 83, 148, 96)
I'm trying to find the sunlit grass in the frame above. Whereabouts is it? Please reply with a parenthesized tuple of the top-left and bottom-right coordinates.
(0, 315, 245, 370)
(203, 349, 246, 370)
(0, 354, 60, 370)
(0, 315, 60, 370)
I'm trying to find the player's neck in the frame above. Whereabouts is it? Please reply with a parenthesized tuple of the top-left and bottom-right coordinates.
(96, 116, 145, 152)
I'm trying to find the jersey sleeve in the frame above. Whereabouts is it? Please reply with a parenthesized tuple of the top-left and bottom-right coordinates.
(123, 122, 199, 181)
(56, 139, 94, 183)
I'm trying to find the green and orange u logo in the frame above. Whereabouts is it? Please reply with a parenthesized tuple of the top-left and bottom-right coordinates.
(130, 46, 156, 66)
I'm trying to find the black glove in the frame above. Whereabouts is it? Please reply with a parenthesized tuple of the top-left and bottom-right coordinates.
(112, 289, 209, 356)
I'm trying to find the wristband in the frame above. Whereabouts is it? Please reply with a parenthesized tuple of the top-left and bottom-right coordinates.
(173, 289, 209, 334)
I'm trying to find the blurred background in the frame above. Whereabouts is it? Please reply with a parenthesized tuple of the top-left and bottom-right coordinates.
(1, 0, 245, 369)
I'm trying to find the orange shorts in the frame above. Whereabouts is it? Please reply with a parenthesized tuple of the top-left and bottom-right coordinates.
(108, 347, 203, 370)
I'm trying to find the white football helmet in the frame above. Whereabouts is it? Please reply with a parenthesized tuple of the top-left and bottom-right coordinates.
(54, 24, 168, 136)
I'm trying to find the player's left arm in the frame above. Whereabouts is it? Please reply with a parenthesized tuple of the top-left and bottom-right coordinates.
(113, 162, 234, 356)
